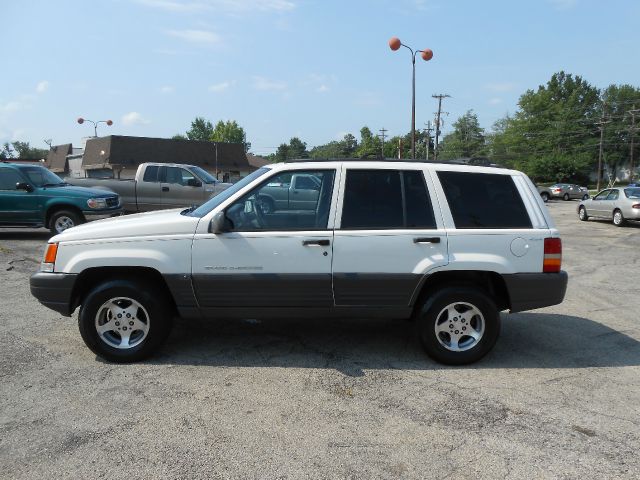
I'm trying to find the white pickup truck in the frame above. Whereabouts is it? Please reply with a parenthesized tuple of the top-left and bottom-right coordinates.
(68, 162, 231, 213)
(31, 159, 567, 365)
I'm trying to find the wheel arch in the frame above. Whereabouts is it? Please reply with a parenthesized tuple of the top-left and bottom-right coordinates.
(45, 203, 85, 227)
(70, 266, 178, 315)
(411, 270, 510, 318)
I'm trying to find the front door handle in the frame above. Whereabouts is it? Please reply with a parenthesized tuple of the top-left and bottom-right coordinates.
(413, 237, 441, 244)
(302, 239, 330, 246)
(162, 186, 170, 192)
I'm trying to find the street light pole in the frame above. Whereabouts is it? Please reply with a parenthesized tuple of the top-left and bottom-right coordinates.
(77, 117, 113, 137)
(389, 37, 433, 160)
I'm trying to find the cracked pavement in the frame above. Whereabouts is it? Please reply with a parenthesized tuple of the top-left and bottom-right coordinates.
(1, 202, 639, 479)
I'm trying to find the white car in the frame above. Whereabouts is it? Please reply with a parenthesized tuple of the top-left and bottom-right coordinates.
(578, 186, 640, 226)
(31, 160, 568, 365)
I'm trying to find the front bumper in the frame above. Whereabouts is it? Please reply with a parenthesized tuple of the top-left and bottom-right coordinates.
(30, 272, 78, 316)
(83, 208, 123, 220)
(503, 271, 568, 313)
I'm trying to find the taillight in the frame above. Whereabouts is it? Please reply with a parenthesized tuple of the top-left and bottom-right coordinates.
(543, 238, 562, 273)
(41, 243, 58, 272)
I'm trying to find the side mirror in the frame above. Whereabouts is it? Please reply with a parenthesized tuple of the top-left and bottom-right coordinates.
(16, 182, 34, 193)
(187, 178, 202, 187)
(209, 211, 228, 234)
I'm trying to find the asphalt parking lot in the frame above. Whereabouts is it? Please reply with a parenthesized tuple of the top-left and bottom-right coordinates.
(1, 200, 639, 479)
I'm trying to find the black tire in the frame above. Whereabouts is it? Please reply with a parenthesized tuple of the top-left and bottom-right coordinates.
(416, 287, 500, 365)
(78, 279, 173, 362)
(563, 193, 570, 201)
(49, 209, 83, 234)
(582, 193, 589, 200)
(578, 206, 589, 221)
(541, 192, 550, 203)
(613, 209, 626, 227)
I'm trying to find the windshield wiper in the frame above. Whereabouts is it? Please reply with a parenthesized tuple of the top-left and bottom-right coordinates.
(42, 182, 67, 187)
(180, 205, 198, 215)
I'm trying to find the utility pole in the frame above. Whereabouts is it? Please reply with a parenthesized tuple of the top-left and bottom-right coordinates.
(398, 138, 403, 159)
(378, 128, 388, 158)
(432, 94, 451, 161)
(629, 106, 639, 183)
(596, 102, 610, 192)
(424, 121, 433, 161)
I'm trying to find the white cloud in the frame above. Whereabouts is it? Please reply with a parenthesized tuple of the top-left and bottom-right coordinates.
(489, 98, 503, 105)
(208, 81, 234, 93)
(548, 0, 577, 10)
(122, 112, 150, 126)
(0, 101, 23, 113)
(484, 82, 516, 93)
(252, 76, 287, 91)
(166, 29, 220, 45)
(35, 81, 49, 94)
(138, 0, 295, 13)
(159, 85, 175, 93)
(316, 85, 329, 93)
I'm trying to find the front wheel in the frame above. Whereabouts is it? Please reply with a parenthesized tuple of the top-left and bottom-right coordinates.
(582, 193, 589, 200)
(78, 279, 173, 362)
(50, 209, 83, 234)
(540, 192, 550, 203)
(563, 193, 570, 201)
(416, 287, 500, 365)
(613, 209, 626, 227)
(578, 206, 589, 221)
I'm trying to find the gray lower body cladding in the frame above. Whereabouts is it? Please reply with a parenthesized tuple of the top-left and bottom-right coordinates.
(502, 271, 568, 312)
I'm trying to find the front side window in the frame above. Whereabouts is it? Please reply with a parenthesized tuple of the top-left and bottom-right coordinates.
(165, 167, 195, 186)
(225, 169, 335, 231)
(607, 190, 619, 201)
(341, 169, 436, 229)
(593, 190, 610, 200)
(17, 166, 64, 187)
(437, 171, 532, 229)
(0, 168, 24, 190)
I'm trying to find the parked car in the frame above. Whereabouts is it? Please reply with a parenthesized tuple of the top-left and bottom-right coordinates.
(31, 160, 568, 365)
(578, 187, 640, 226)
(549, 183, 589, 201)
(537, 185, 552, 202)
(67, 163, 231, 213)
(0, 162, 122, 234)
(257, 172, 321, 213)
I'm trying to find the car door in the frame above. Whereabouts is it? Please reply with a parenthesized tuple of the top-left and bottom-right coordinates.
(161, 166, 205, 209)
(332, 167, 448, 309)
(0, 167, 41, 223)
(606, 189, 620, 217)
(135, 165, 164, 211)
(191, 168, 338, 314)
(590, 190, 611, 217)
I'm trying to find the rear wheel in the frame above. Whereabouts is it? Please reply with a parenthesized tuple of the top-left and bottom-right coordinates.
(78, 279, 173, 362)
(49, 209, 83, 234)
(613, 209, 626, 227)
(541, 192, 550, 203)
(416, 287, 500, 365)
(578, 206, 589, 221)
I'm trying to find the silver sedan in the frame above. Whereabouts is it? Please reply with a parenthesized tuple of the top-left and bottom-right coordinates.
(578, 187, 640, 226)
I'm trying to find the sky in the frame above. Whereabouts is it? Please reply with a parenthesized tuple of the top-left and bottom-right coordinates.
(1, 0, 639, 156)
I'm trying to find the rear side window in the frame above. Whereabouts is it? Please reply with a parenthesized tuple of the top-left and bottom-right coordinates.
(143, 165, 159, 182)
(437, 171, 532, 229)
(341, 169, 435, 229)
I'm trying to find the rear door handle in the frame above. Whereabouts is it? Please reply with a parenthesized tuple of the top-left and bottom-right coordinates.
(162, 186, 169, 192)
(302, 239, 330, 246)
(414, 237, 441, 244)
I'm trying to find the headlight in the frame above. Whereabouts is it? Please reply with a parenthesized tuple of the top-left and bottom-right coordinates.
(87, 198, 107, 209)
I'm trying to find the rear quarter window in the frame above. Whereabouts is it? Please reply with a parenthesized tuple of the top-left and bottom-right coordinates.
(437, 171, 532, 229)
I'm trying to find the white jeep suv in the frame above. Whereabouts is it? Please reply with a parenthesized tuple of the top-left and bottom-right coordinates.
(31, 160, 567, 365)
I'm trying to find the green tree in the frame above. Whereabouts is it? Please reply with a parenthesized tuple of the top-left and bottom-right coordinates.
(356, 126, 381, 158)
(184, 117, 214, 141)
(439, 110, 486, 160)
(275, 143, 290, 163)
(211, 120, 251, 152)
(0, 141, 48, 159)
(288, 137, 308, 158)
(0, 142, 14, 159)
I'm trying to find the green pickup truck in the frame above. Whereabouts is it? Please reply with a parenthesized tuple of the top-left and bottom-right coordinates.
(0, 162, 122, 234)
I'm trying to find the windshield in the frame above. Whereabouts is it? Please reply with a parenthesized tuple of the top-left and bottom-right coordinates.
(187, 167, 271, 218)
(190, 166, 219, 184)
(17, 166, 65, 187)
(624, 187, 640, 199)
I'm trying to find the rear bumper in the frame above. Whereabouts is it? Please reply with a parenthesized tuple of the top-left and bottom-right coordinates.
(503, 271, 568, 313)
(30, 272, 78, 316)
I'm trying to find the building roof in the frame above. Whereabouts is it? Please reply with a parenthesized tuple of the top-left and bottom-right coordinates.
(82, 135, 251, 171)
(46, 143, 72, 172)
(246, 154, 271, 168)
